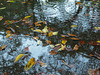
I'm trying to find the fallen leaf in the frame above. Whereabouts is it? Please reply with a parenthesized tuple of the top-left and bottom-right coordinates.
(71, 25, 78, 27)
(42, 26, 48, 33)
(62, 60, 71, 68)
(53, 31, 58, 35)
(0, 16, 3, 21)
(89, 54, 94, 57)
(61, 34, 69, 37)
(70, 38, 80, 40)
(49, 44, 55, 48)
(33, 29, 43, 33)
(15, 54, 24, 63)
(25, 58, 37, 71)
(0, 7, 6, 10)
(94, 27, 100, 30)
(0, 45, 7, 51)
(9, 38, 13, 40)
(33, 37, 39, 40)
(67, 33, 76, 36)
(61, 38, 67, 44)
(79, 41, 85, 45)
(49, 50, 58, 55)
(46, 40, 51, 44)
(38, 61, 47, 67)
(97, 57, 100, 59)
(3, 72, 7, 75)
(73, 44, 79, 51)
(24, 47, 29, 51)
(58, 44, 66, 51)
(6, 34, 13, 38)
(37, 40, 42, 45)
(26, 34, 30, 36)
(24, 16, 31, 19)
(88, 41, 100, 45)
(22, 55, 28, 60)
(48, 31, 53, 37)
(97, 41, 100, 43)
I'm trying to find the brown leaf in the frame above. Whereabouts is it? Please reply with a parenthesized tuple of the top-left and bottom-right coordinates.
(22, 55, 28, 60)
(70, 38, 80, 40)
(24, 47, 29, 51)
(67, 33, 76, 36)
(88, 41, 100, 45)
(79, 41, 85, 45)
(49, 50, 58, 55)
(38, 61, 47, 67)
(3, 72, 7, 75)
(73, 44, 79, 51)
(46, 40, 52, 44)
(33, 37, 39, 40)
(89, 54, 94, 57)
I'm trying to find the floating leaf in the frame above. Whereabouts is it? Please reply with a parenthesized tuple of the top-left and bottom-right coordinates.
(38, 61, 47, 67)
(48, 31, 53, 37)
(49, 50, 58, 55)
(33, 29, 42, 33)
(71, 25, 78, 27)
(25, 58, 36, 71)
(46, 40, 51, 44)
(61, 34, 69, 37)
(67, 33, 76, 36)
(0, 7, 6, 10)
(37, 40, 42, 45)
(73, 44, 79, 51)
(53, 31, 58, 35)
(79, 41, 85, 45)
(42, 26, 48, 33)
(24, 16, 31, 19)
(0, 16, 3, 21)
(6, 34, 13, 38)
(15, 54, 24, 63)
(49, 44, 55, 48)
(70, 37, 79, 40)
(33, 37, 39, 40)
(61, 38, 67, 44)
(0, 45, 7, 51)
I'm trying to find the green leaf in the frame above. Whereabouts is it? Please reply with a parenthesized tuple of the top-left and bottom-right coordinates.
(0, 16, 3, 21)
(0, 7, 6, 10)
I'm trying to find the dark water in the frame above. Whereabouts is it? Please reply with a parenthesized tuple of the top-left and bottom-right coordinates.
(0, 0, 100, 75)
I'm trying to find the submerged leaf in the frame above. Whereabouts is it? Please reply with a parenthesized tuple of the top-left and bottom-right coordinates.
(38, 61, 47, 67)
(25, 58, 36, 71)
(15, 54, 24, 63)
(48, 31, 53, 37)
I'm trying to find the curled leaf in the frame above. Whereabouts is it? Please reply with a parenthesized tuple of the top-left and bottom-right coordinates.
(15, 54, 24, 63)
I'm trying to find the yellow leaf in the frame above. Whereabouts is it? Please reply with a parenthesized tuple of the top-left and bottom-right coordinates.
(46, 40, 51, 44)
(6, 34, 13, 38)
(49, 44, 55, 48)
(31, 28, 34, 30)
(25, 58, 36, 71)
(94, 27, 100, 30)
(42, 26, 48, 33)
(6, 30, 11, 34)
(0, 16, 3, 21)
(61, 39, 67, 44)
(58, 44, 66, 51)
(70, 38, 79, 40)
(33, 29, 43, 33)
(97, 41, 100, 43)
(71, 25, 78, 27)
(37, 40, 42, 45)
(67, 33, 76, 36)
(38, 61, 47, 67)
(48, 31, 53, 37)
(15, 54, 24, 63)
(24, 16, 31, 19)
(53, 31, 58, 35)
(0, 45, 7, 51)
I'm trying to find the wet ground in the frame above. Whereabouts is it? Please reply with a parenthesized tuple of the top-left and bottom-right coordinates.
(0, 0, 100, 75)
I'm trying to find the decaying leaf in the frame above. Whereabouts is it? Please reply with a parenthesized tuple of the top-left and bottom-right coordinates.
(15, 54, 24, 63)
(49, 44, 55, 48)
(25, 58, 37, 71)
(73, 44, 79, 51)
(88, 41, 100, 45)
(24, 16, 31, 19)
(6, 33, 13, 38)
(37, 40, 42, 45)
(0, 45, 7, 51)
(33, 37, 39, 40)
(49, 50, 58, 55)
(62, 60, 71, 68)
(53, 31, 58, 35)
(33, 29, 43, 33)
(38, 61, 47, 67)
(79, 41, 85, 45)
(88, 68, 100, 75)
(70, 37, 80, 40)
(58, 44, 66, 51)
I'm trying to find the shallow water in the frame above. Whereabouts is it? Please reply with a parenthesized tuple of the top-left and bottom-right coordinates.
(0, 0, 100, 75)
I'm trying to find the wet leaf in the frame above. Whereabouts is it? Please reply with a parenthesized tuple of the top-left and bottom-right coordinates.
(49, 44, 55, 48)
(22, 55, 28, 60)
(97, 41, 100, 43)
(6, 30, 11, 34)
(94, 27, 100, 30)
(79, 41, 85, 45)
(76, 2, 82, 5)
(33, 37, 39, 40)
(61, 34, 69, 37)
(37, 40, 42, 45)
(26, 34, 30, 36)
(3, 72, 7, 75)
(38, 61, 47, 67)
(46, 40, 51, 44)
(6, 34, 13, 38)
(15, 54, 24, 63)
(89, 54, 94, 57)
(0, 45, 7, 51)
(0, 7, 6, 10)
(73, 44, 79, 51)
(9, 38, 13, 40)
(70, 37, 80, 40)
(67, 33, 76, 36)
(61, 38, 67, 44)
(88, 68, 100, 75)
(53, 31, 58, 35)
(88, 41, 100, 45)
(58, 44, 66, 51)
(33, 29, 43, 33)
(42, 26, 48, 33)
(25, 58, 37, 71)
(49, 50, 58, 55)
(48, 31, 53, 37)
(0, 16, 3, 21)
(71, 25, 78, 27)
(62, 60, 71, 68)
(24, 16, 31, 19)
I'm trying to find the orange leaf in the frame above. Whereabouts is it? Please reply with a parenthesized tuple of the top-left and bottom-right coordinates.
(62, 60, 70, 68)
(79, 41, 85, 45)
(67, 33, 76, 36)
(49, 50, 58, 55)
(48, 31, 53, 37)
(70, 38, 79, 40)
(26, 34, 30, 36)
(73, 44, 79, 51)
(33, 37, 39, 40)
(6, 30, 11, 34)
(0, 45, 7, 51)
(89, 54, 94, 57)
(3, 72, 7, 75)
(46, 40, 51, 44)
